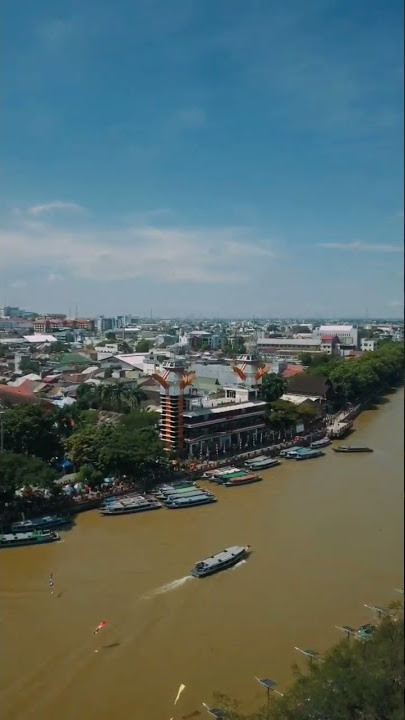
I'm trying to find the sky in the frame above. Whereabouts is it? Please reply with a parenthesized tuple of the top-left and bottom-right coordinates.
(1, 0, 403, 318)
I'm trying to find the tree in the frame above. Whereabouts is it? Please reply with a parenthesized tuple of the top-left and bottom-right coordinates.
(210, 614, 404, 720)
(65, 422, 168, 490)
(259, 374, 287, 403)
(121, 410, 159, 431)
(135, 339, 152, 352)
(105, 331, 116, 342)
(19, 357, 40, 374)
(0, 452, 58, 508)
(76, 464, 104, 489)
(2, 405, 62, 461)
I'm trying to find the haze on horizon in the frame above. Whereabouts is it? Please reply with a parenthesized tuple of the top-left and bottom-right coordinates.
(1, 0, 403, 318)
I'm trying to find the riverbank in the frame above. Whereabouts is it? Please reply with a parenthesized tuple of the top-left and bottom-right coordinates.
(1, 387, 403, 720)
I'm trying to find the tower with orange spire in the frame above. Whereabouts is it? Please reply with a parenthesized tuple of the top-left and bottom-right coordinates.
(232, 336, 269, 394)
(153, 358, 195, 454)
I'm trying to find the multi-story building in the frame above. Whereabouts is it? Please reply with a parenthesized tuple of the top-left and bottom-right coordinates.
(155, 349, 269, 458)
(360, 338, 379, 352)
(34, 316, 95, 333)
(313, 325, 358, 348)
(97, 316, 115, 333)
(256, 338, 322, 356)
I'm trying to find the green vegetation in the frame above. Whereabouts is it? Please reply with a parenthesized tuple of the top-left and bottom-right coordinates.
(104, 331, 117, 342)
(75, 383, 147, 413)
(0, 452, 59, 504)
(259, 374, 287, 403)
(135, 338, 152, 352)
(2, 405, 63, 461)
(266, 398, 321, 432)
(0, 400, 169, 517)
(210, 614, 404, 719)
(305, 343, 404, 406)
(65, 423, 168, 491)
(224, 337, 246, 357)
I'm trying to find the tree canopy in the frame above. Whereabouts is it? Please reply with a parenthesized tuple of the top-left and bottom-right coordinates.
(2, 405, 62, 461)
(65, 421, 168, 491)
(135, 339, 152, 352)
(75, 383, 147, 413)
(0, 452, 59, 506)
(259, 374, 287, 404)
(210, 613, 404, 720)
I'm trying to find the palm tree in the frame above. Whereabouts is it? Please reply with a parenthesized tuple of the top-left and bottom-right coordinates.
(123, 385, 147, 411)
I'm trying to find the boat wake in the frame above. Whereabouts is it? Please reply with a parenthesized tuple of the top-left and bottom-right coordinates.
(232, 559, 247, 570)
(144, 576, 192, 599)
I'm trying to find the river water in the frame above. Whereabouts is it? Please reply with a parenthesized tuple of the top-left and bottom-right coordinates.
(1, 389, 403, 720)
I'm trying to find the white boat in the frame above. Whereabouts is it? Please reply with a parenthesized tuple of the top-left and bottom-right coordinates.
(246, 458, 280, 470)
(191, 546, 250, 577)
(310, 436, 331, 448)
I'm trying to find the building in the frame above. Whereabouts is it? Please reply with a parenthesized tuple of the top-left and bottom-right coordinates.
(33, 316, 95, 334)
(313, 325, 358, 348)
(156, 348, 269, 457)
(320, 334, 339, 354)
(256, 338, 322, 356)
(361, 338, 378, 352)
(97, 316, 115, 333)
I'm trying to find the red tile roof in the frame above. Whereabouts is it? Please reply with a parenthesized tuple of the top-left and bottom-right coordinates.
(0, 385, 53, 408)
(321, 335, 337, 342)
(282, 364, 305, 378)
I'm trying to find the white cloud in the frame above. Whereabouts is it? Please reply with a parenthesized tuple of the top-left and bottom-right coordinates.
(317, 241, 403, 253)
(28, 201, 84, 216)
(10, 280, 27, 288)
(0, 215, 274, 286)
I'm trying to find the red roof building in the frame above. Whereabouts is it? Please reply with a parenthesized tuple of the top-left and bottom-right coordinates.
(282, 364, 305, 379)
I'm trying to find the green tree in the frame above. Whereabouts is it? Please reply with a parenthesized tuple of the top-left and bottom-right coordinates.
(259, 374, 287, 403)
(135, 339, 152, 352)
(211, 614, 404, 720)
(2, 405, 62, 461)
(0, 452, 58, 508)
(105, 331, 116, 342)
(121, 410, 159, 431)
(76, 464, 104, 489)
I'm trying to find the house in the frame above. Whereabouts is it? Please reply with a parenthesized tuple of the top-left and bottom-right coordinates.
(282, 374, 331, 405)
(281, 364, 305, 379)
(320, 335, 339, 354)
(361, 338, 379, 352)
(0, 384, 54, 409)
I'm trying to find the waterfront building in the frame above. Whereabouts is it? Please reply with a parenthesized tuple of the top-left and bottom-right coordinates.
(156, 345, 269, 458)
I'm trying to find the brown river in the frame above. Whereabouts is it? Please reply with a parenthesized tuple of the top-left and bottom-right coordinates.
(1, 388, 403, 720)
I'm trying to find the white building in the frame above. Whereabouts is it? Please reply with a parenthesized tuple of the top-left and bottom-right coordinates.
(361, 338, 378, 352)
(313, 325, 358, 348)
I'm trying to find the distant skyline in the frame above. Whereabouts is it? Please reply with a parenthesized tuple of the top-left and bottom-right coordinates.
(1, 0, 403, 317)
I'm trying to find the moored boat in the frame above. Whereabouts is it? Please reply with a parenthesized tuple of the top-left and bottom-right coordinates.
(165, 494, 217, 509)
(224, 475, 262, 487)
(246, 458, 280, 470)
(100, 498, 161, 515)
(0, 530, 60, 549)
(295, 448, 325, 460)
(279, 446, 301, 458)
(191, 545, 250, 577)
(333, 446, 373, 453)
(310, 436, 331, 449)
(11, 514, 71, 533)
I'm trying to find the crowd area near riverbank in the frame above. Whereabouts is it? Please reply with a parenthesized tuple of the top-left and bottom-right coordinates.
(0, 341, 403, 529)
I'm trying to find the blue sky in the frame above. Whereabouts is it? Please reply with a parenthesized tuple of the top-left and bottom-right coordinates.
(1, 0, 403, 318)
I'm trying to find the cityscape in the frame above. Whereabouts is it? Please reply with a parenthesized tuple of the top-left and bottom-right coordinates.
(1, 0, 404, 719)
